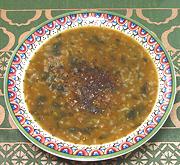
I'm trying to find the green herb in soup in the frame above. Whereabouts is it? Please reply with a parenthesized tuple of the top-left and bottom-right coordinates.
(24, 27, 158, 145)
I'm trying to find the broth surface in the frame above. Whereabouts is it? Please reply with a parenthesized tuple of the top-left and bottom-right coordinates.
(24, 27, 158, 144)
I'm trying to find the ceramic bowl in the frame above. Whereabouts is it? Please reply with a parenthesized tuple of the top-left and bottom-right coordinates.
(4, 11, 176, 161)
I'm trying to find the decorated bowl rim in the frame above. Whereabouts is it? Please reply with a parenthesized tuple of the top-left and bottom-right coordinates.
(4, 10, 176, 161)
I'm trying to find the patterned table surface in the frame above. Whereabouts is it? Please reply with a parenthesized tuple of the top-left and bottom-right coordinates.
(0, 1, 179, 164)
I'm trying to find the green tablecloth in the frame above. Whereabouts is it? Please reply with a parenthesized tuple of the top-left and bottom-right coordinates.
(0, 1, 179, 164)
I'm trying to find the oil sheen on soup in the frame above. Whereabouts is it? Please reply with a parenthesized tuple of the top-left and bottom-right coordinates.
(24, 27, 158, 145)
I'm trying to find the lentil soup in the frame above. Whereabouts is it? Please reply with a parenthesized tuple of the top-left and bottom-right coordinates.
(24, 27, 158, 145)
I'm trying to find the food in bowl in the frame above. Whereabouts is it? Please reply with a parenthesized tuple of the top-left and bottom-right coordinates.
(24, 26, 158, 145)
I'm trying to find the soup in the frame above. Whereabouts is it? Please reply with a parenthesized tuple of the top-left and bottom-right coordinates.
(24, 27, 158, 145)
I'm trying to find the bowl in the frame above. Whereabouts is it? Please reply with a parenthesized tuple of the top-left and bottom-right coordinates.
(4, 11, 176, 161)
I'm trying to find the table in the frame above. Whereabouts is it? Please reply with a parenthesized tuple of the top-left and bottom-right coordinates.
(0, 0, 179, 164)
